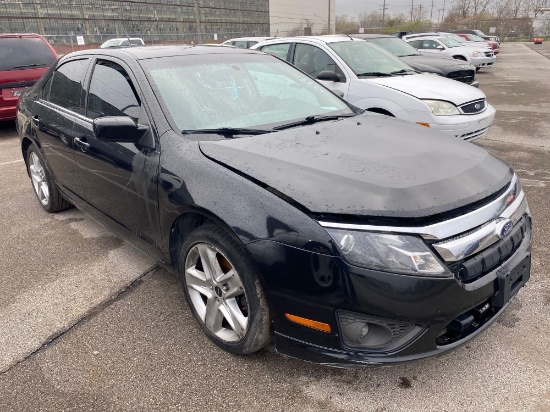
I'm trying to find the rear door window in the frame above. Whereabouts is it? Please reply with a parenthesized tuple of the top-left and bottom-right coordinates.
(0, 37, 56, 72)
(48, 59, 89, 114)
(233, 41, 249, 49)
(260, 43, 291, 60)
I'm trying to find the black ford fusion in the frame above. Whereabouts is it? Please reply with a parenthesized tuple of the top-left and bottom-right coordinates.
(17, 45, 531, 366)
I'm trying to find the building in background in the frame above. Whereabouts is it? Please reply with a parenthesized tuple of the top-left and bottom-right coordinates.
(0, 0, 270, 46)
(269, 0, 335, 36)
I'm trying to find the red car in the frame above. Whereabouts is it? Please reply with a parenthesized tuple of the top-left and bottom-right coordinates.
(455, 33, 500, 54)
(0, 33, 58, 121)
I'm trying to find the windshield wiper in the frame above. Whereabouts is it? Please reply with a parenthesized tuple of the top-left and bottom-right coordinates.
(356, 72, 394, 77)
(182, 127, 271, 136)
(273, 114, 356, 131)
(13, 63, 47, 69)
(390, 69, 416, 75)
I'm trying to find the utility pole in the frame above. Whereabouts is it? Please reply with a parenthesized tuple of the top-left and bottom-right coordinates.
(418, 4, 424, 19)
(411, 0, 414, 21)
(441, 0, 446, 23)
(193, 0, 202, 44)
(430, 0, 434, 21)
(381, 0, 388, 29)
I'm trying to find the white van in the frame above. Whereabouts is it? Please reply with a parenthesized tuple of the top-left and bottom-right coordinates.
(252, 35, 495, 141)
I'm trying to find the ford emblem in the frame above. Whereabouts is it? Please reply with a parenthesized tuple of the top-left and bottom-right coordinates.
(474, 103, 481, 110)
(495, 219, 514, 239)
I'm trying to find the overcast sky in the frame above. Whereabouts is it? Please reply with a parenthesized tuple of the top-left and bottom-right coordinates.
(337, 0, 449, 20)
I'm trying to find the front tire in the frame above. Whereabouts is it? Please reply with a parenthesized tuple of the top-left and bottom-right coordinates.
(178, 224, 272, 355)
(27, 144, 72, 213)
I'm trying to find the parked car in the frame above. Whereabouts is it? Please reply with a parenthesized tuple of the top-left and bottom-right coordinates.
(17, 45, 531, 366)
(352, 33, 479, 87)
(455, 33, 500, 54)
(222, 37, 277, 48)
(404, 32, 493, 52)
(253, 36, 494, 141)
(449, 29, 500, 44)
(403, 34, 495, 70)
(0, 33, 58, 121)
(99, 37, 144, 48)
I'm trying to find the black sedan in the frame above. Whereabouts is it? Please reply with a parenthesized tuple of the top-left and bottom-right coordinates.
(353, 34, 479, 87)
(17, 46, 531, 366)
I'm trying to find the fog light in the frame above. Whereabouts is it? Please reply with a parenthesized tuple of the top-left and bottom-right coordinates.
(337, 310, 424, 352)
(342, 321, 393, 347)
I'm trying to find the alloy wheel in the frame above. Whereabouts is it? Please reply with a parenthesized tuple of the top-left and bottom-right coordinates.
(29, 152, 49, 206)
(185, 243, 249, 342)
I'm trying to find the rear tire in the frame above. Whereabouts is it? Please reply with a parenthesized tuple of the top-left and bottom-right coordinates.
(27, 144, 72, 213)
(178, 223, 272, 355)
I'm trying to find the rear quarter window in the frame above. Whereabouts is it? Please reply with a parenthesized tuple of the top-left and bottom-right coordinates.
(0, 37, 56, 72)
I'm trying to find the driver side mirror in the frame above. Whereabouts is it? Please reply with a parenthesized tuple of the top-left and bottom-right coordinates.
(93, 116, 149, 143)
(436, 45, 444, 50)
(316, 71, 342, 82)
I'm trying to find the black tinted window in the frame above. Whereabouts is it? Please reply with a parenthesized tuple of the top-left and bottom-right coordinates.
(49, 59, 89, 113)
(87, 61, 141, 120)
(0, 37, 56, 72)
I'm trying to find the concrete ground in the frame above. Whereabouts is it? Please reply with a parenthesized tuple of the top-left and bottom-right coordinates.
(0, 43, 549, 411)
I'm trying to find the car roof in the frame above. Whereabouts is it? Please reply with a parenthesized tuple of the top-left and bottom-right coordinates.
(224, 37, 277, 42)
(258, 35, 365, 46)
(350, 33, 393, 39)
(0, 33, 45, 39)
(104, 37, 143, 41)
(61, 45, 265, 61)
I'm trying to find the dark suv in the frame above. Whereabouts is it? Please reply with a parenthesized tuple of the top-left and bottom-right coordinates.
(0, 33, 58, 121)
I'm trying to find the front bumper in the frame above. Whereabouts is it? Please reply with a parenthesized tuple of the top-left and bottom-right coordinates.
(246, 216, 531, 367)
(409, 103, 496, 141)
(470, 55, 496, 68)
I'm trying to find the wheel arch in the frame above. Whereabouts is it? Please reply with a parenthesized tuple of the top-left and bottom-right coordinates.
(366, 108, 395, 117)
(21, 136, 36, 171)
(168, 207, 246, 274)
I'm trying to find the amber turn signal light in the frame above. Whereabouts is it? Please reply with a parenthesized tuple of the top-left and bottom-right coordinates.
(416, 122, 430, 128)
(285, 313, 331, 333)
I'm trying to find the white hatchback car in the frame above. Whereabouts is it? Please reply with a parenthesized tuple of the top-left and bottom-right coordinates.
(403, 35, 495, 70)
(222, 37, 277, 49)
(99, 37, 145, 48)
(252, 36, 495, 141)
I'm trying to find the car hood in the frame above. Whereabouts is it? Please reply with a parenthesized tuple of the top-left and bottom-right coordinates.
(401, 54, 475, 70)
(366, 73, 485, 104)
(199, 114, 512, 218)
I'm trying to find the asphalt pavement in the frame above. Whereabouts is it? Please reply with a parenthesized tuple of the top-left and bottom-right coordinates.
(0, 43, 549, 411)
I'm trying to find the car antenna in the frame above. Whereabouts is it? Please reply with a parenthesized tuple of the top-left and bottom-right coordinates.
(124, 30, 132, 46)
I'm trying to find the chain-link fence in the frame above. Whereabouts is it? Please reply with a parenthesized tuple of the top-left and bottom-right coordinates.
(43, 32, 267, 54)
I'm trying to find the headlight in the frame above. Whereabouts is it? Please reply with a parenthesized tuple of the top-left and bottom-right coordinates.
(326, 229, 451, 277)
(472, 51, 483, 57)
(422, 99, 460, 116)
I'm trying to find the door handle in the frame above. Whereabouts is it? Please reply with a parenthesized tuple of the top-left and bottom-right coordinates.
(74, 137, 91, 150)
(31, 115, 39, 126)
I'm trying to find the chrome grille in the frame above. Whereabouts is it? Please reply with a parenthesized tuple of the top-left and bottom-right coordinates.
(460, 99, 486, 114)
(458, 126, 490, 141)
(447, 70, 475, 84)
(484, 51, 493, 57)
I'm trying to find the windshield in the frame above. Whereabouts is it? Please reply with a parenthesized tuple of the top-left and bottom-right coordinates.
(468, 34, 485, 42)
(369, 37, 420, 57)
(100, 39, 121, 48)
(143, 53, 353, 132)
(445, 34, 468, 43)
(0, 37, 56, 71)
(328, 41, 412, 76)
(439, 37, 462, 48)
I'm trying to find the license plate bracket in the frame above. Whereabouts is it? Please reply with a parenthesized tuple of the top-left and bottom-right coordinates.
(491, 253, 531, 308)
